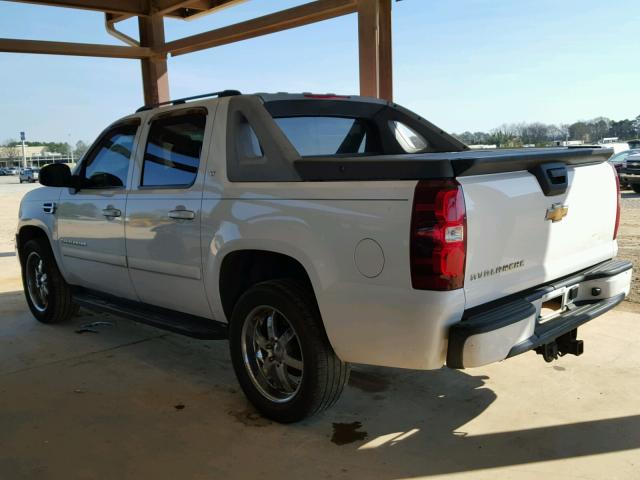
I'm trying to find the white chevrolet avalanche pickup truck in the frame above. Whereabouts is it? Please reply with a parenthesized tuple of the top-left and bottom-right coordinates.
(17, 91, 632, 422)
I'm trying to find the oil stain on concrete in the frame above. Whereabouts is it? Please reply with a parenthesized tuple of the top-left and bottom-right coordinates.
(228, 408, 272, 427)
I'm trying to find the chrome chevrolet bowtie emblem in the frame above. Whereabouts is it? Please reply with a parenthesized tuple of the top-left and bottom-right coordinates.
(545, 203, 569, 222)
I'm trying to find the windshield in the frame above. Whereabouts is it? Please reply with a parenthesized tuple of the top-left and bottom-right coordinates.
(610, 150, 640, 164)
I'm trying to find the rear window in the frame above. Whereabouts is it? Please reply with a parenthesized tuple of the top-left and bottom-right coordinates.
(274, 116, 379, 156)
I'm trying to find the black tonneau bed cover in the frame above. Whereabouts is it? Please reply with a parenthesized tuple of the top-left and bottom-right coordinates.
(294, 147, 612, 181)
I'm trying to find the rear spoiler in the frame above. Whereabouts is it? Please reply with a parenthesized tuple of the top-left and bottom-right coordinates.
(450, 147, 612, 176)
(294, 147, 613, 181)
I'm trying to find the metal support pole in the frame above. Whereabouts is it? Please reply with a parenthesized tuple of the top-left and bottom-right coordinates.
(20, 132, 26, 169)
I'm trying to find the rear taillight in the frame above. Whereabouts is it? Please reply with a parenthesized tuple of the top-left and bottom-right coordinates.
(410, 180, 467, 290)
(611, 163, 621, 240)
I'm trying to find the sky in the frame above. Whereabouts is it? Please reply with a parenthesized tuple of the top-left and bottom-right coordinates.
(0, 0, 638, 144)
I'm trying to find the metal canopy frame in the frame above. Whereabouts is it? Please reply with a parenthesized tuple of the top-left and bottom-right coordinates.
(0, 0, 393, 106)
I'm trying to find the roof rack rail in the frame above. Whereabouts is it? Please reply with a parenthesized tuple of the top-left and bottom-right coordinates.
(136, 89, 241, 112)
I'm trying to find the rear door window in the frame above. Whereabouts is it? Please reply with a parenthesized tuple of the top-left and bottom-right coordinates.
(141, 111, 206, 187)
(274, 116, 379, 156)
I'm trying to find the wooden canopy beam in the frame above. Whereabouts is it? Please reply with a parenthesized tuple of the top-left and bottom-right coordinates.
(154, 0, 204, 16)
(154, 0, 247, 19)
(357, 0, 392, 101)
(0, 38, 152, 59)
(7, 0, 148, 16)
(3, 0, 394, 103)
(164, 0, 358, 56)
(154, 0, 236, 16)
(138, 15, 170, 106)
(8, 0, 245, 19)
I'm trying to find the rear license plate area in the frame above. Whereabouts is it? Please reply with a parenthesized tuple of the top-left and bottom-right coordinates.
(538, 285, 579, 324)
(540, 297, 563, 319)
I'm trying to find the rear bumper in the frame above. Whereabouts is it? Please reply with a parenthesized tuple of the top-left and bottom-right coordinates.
(447, 260, 632, 369)
(619, 172, 640, 184)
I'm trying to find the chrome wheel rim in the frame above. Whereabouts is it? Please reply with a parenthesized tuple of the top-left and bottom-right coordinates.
(241, 306, 304, 403)
(26, 252, 49, 313)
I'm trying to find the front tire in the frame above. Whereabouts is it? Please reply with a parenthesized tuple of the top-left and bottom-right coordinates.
(21, 238, 78, 323)
(229, 279, 349, 423)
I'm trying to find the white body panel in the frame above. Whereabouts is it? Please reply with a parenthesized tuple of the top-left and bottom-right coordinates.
(125, 190, 212, 317)
(200, 183, 466, 368)
(459, 163, 618, 308)
(16, 187, 66, 276)
(56, 187, 136, 300)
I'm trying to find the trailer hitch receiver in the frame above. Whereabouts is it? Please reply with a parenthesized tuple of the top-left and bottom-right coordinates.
(535, 329, 583, 362)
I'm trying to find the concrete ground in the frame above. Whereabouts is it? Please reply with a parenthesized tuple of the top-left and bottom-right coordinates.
(1, 176, 640, 480)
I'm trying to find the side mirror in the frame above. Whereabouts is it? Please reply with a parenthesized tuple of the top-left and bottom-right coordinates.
(87, 172, 123, 189)
(39, 164, 81, 189)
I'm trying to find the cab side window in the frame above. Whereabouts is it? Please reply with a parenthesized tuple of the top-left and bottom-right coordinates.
(82, 122, 139, 188)
(141, 110, 207, 188)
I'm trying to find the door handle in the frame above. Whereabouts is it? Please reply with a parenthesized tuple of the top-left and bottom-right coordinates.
(102, 206, 121, 218)
(168, 209, 196, 220)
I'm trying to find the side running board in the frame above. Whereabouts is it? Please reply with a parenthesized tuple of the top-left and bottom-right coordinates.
(72, 289, 228, 340)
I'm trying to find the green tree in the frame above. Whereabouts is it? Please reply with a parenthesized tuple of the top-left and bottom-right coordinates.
(1, 139, 22, 160)
(608, 119, 635, 140)
(569, 122, 590, 142)
(43, 142, 71, 155)
(633, 115, 640, 137)
(74, 140, 89, 159)
(591, 117, 611, 142)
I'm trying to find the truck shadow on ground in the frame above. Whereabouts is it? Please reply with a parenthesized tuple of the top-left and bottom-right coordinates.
(2, 290, 640, 478)
(330, 368, 640, 477)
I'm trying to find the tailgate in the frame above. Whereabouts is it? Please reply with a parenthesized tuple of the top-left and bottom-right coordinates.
(459, 161, 618, 308)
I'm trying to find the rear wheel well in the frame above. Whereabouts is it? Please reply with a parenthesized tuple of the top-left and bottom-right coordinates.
(219, 250, 315, 320)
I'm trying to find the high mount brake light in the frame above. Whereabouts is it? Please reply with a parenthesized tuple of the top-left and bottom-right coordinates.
(302, 93, 350, 99)
(611, 163, 621, 240)
(410, 180, 467, 290)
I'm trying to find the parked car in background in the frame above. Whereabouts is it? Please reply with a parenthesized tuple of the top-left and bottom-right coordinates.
(0, 168, 8, 176)
(19, 168, 39, 183)
(619, 152, 640, 194)
(8, 167, 20, 175)
(610, 150, 639, 189)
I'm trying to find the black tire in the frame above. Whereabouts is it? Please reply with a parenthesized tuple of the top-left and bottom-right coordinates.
(632, 184, 640, 194)
(20, 238, 78, 323)
(229, 279, 349, 423)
